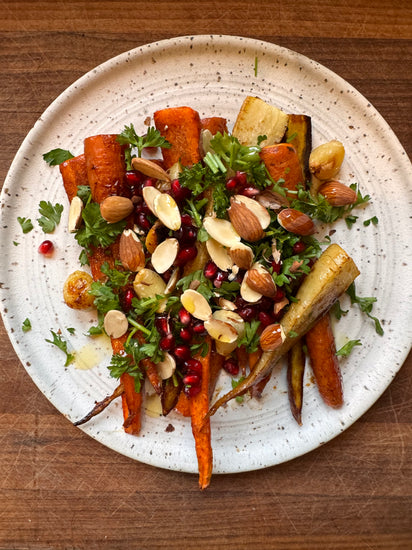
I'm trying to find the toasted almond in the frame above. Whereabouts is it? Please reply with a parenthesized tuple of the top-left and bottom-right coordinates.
(228, 198, 265, 242)
(119, 229, 145, 272)
(151, 238, 179, 273)
(218, 298, 237, 311)
(240, 271, 262, 303)
(233, 194, 271, 229)
(213, 309, 245, 339)
(133, 268, 166, 299)
(318, 180, 357, 206)
(256, 189, 289, 211)
(246, 265, 277, 297)
(142, 186, 162, 215)
(145, 221, 161, 254)
(205, 238, 234, 271)
(259, 323, 285, 351)
(277, 208, 315, 236)
(100, 195, 134, 223)
(132, 157, 171, 182)
(229, 242, 254, 270)
(153, 193, 181, 231)
(273, 296, 289, 315)
(168, 161, 182, 181)
(104, 309, 129, 339)
(164, 267, 180, 294)
(204, 317, 238, 343)
(68, 196, 83, 233)
(156, 352, 176, 379)
(203, 217, 241, 247)
(180, 289, 212, 321)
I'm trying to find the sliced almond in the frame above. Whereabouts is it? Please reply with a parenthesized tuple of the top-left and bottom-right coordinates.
(205, 238, 234, 271)
(100, 196, 134, 223)
(204, 317, 238, 344)
(155, 352, 176, 379)
(68, 196, 83, 233)
(180, 289, 212, 321)
(274, 296, 289, 316)
(246, 264, 277, 297)
(119, 229, 145, 272)
(228, 198, 265, 242)
(133, 268, 166, 299)
(256, 188, 289, 211)
(240, 272, 263, 303)
(203, 217, 241, 247)
(145, 221, 162, 254)
(153, 193, 181, 231)
(168, 161, 182, 181)
(259, 323, 285, 351)
(151, 238, 179, 274)
(218, 298, 237, 311)
(132, 157, 171, 182)
(277, 208, 315, 236)
(233, 194, 271, 229)
(142, 186, 162, 215)
(213, 309, 245, 339)
(103, 309, 129, 339)
(229, 242, 254, 270)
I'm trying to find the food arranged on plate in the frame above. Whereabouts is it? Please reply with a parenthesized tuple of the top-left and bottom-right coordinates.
(37, 96, 382, 488)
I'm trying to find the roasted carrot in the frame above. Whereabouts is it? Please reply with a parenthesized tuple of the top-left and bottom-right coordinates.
(74, 383, 124, 427)
(140, 357, 162, 395)
(154, 106, 201, 169)
(87, 241, 120, 281)
(305, 312, 343, 408)
(189, 338, 213, 490)
(200, 117, 228, 135)
(174, 389, 191, 417)
(121, 372, 143, 434)
(260, 143, 304, 196)
(59, 154, 88, 202)
(162, 377, 184, 416)
(84, 134, 128, 203)
(287, 340, 306, 425)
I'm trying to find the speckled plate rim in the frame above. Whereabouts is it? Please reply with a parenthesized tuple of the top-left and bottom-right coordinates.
(1, 35, 411, 475)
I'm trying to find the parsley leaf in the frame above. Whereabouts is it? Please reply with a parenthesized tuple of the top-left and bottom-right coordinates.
(75, 202, 126, 251)
(45, 330, 75, 366)
(17, 216, 33, 234)
(363, 216, 379, 227)
(346, 283, 384, 335)
(117, 124, 171, 168)
(37, 201, 64, 233)
(100, 262, 131, 288)
(336, 339, 362, 357)
(22, 318, 32, 332)
(331, 300, 349, 320)
(76, 185, 92, 204)
(231, 377, 246, 403)
(237, 320, 261, 353)
(108, 351, 144, 393)
(43, 148, 74, 166)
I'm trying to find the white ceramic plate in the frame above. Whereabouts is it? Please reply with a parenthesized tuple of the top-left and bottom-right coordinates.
(1, 35, 411, 475)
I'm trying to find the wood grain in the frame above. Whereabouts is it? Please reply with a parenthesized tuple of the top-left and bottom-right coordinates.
(0, 1, 411, 548)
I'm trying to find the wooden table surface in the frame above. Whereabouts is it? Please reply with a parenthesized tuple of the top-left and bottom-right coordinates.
(0, 1, 411, 548)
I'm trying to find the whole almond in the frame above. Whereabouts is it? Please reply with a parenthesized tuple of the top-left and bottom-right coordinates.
(318, 181, 357, 206)
(277, 208, 315, 236)
(132, 157, 171, 182)
(100, 195, 134, 223)
(119, 229, 145, 272)
(228, 198, 265, 242)
(260, 323, 285, 351)
(246, 266, 277, 297)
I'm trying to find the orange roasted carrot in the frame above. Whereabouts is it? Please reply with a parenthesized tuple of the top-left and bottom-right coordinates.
(84, 134, 128, 203)
(154, 106, 201, 169)
(200, 117, 228, 135)
(59, 154, 88, 202)
(260, 143, 304, 196)
(121, 372, 143, 435)
(305, 312, 343, 408)
(189, 338, 213, 490)
(174, 390, 191, 417)
(140, 357, 162, 395)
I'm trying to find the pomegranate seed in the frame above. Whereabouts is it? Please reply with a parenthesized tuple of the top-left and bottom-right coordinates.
(259, 296, 274, 311)
(235, 171, 248, 187)
(184, 384, 201, 397)
(239, 186, 259, 198)
(271, 260, 282, 274)
(136, 211, 151, 231)
(238, 306, 257, 322)
(160, 333, 175, 352)
(143, 178, 156, 188)
(176, 246, 197, 266)
(223, 358, 240, 376)
(293, 241, 306, 254)
(174, 345, 191, 362)
(181, 213, 193, 226)
(183, 374, 200, 386)
(171, 179, 191, 203)
(234, 295, 247, 309)
(258, 311, 274, 327)
(273, 288, 285, 302)
(179, 327, 192, 342)
(192, 322, 206, 335)
(213, 270, 228, 288)
(38, 240, 54, 255)
(184, 358, 203, 374)
(204, 260, 218, 279)
(162, 268, 173, 282)
(155, 315, 169, 335)
(122, 289, 134, 312)
(178, 308, 191, 326)
(175, 225, 197, 246)
(125, 171, 143, 185)
(226, 177, 237, 191)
